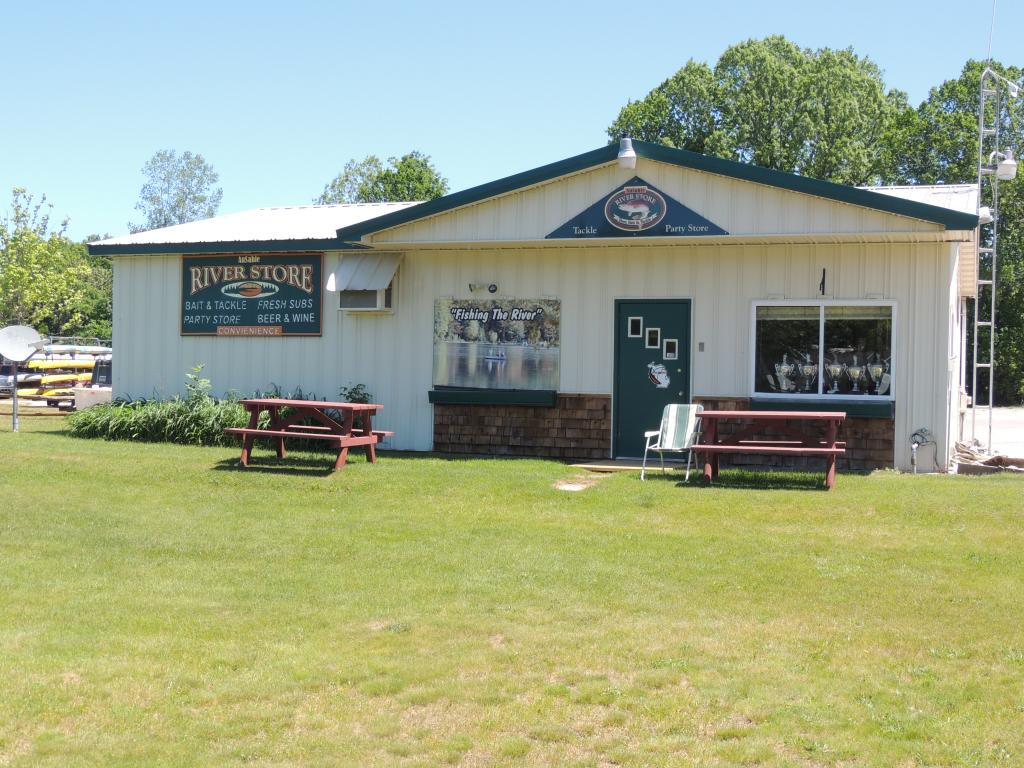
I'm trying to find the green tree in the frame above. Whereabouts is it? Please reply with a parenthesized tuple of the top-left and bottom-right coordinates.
(0, 188, 97, 336)
(893, 60, 1024, 404)
(75, 249, 113, 340)
(316, 151, 448, 204)
(608, 35, 903, 185)
(129, 150, 223, 233)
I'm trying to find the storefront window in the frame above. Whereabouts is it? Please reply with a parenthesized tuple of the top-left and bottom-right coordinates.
(823, 306, 892, 396)
(753, 304, 893, 398)
(754, 306, 819, 394)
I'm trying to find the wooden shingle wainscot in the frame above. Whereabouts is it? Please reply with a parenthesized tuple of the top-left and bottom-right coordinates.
(432, 392, 611, 460)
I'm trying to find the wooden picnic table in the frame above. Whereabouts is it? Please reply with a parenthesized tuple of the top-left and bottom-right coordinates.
(695, 410, 847, 490)
(224, 398, 392, 471)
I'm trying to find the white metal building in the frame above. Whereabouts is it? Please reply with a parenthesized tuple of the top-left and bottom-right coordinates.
(91, 141, 980, 471)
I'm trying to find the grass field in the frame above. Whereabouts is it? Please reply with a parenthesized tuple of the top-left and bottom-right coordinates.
(1, 415, 1022, 767)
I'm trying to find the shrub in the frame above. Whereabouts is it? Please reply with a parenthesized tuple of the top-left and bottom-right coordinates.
(68, 365, 251, 446)
(337, 383, 374, 431)
(67, 366, 347, 451)
(338, 383, 372, 403)
(67, 394, 251, 446)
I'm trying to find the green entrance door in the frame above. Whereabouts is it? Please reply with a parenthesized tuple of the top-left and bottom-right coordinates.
(613, 299, 692, 458)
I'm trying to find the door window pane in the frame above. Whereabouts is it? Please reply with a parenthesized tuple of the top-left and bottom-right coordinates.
(754, 306, 819, 394)
(823, 306, 892, 396)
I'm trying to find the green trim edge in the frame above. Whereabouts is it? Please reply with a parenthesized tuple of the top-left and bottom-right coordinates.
(750, 398, 894, 419)
(428, 388, 558, 407)
(335, 140, 978, 241)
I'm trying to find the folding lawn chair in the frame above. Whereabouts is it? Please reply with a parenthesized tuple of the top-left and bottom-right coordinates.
(641, 403, 704, 481)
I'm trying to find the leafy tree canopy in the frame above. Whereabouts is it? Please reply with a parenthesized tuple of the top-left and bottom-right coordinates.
(129, 150, 223, 233)
(608, 35, 904, 185)
(891, 60, 1023, 185)
(316, 151, 448, 204)
(0, 187, 110, 338)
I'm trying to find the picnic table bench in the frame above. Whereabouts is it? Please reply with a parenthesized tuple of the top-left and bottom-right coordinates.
(224, 398, 393, 471)
(694, 410, 847, 489)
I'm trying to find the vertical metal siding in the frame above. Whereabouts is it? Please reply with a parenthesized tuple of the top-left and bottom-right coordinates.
(367, 160, 945, 245)
(113, 240, 955, 470)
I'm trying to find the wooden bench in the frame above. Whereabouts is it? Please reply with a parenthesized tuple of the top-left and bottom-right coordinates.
(695, 445, 846, 456)
(352, 428, 396, 439)
(246, 423, 395, 437)
(224, 427, 378, 444)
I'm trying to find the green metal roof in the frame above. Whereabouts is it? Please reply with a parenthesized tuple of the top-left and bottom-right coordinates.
(334, 140, 979, 241)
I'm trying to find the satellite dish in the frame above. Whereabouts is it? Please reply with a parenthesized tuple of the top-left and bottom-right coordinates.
(0, 325, 43, 363)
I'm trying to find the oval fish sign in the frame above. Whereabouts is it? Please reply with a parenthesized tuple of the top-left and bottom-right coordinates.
(546, 176, 727, 239)
(605, 184, 667, 232)
(221, 281, 280, 299)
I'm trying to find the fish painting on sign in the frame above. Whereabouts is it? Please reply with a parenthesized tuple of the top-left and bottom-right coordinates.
(618, 200, 650, 219)
(433, 298, 561, 391)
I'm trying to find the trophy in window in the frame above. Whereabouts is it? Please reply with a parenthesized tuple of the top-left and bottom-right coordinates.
(867, 356, 886, 395)
(799, 354, 818, 392)
(847, 354, 865, 394)
(774, 354, 795, 392)
(826, 361, 845, 394)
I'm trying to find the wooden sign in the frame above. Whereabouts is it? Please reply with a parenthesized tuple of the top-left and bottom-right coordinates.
(181, 253, 323, 336)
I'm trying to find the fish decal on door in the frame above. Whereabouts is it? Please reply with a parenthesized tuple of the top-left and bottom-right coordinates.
(647, 362, 670, 388)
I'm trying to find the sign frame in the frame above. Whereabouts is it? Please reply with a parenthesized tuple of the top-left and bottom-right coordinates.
(179, 252, 324, 337)
(432, 297, 561, 391)
(546, 176, 728, 240)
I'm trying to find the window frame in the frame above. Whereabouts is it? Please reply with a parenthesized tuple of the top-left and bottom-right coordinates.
(749, 299, 897, 402)
(645, 326, 661, 349)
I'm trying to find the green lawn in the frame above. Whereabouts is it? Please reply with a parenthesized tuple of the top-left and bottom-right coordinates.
(1, 416, 1022, 767)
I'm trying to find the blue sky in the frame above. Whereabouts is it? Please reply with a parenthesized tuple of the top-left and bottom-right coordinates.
(2, 0, 1021, 240)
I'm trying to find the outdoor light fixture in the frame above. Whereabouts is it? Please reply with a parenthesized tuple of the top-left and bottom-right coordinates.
(617, 137, 637, 170)
(978, 206, 994, 224)
(996, 149, 1018, 181)
(982, 150, 1018, 181)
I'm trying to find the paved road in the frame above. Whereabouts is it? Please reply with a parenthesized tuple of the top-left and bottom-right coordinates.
(962, 407, 1024, 458)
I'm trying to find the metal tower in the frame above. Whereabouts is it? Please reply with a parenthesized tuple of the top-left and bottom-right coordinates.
(972, 67, 1019, 451)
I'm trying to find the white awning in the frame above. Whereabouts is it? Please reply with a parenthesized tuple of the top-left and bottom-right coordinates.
(326, 253, 401, 292)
